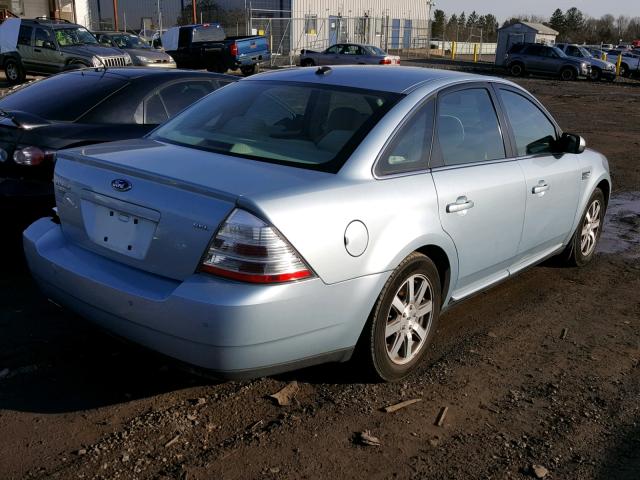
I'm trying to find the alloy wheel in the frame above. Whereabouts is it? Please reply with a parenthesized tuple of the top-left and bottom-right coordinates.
(385, 274, 434, 365)
(6, 63, 17, 81)
(580, 199, 601, 256)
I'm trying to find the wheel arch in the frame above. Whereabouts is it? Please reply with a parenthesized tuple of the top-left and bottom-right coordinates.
(415, 244, 451, 303)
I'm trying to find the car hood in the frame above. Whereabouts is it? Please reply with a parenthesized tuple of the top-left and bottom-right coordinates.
(125, 48, 173, 61)
(61, 44, 125, 58)
(588, 57, 615, 69)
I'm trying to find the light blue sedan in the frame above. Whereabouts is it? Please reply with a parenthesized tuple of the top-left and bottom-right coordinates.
(24, 66, 611, 381)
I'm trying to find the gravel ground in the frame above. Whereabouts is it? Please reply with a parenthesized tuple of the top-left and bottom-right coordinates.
(0, 69, 639, 480)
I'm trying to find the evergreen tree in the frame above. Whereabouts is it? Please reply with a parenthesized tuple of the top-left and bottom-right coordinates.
(549, 8, 565, 35)
(467, 11, 479, 28)
(432, 9, 447, 39)
(565, 7, 585, 39)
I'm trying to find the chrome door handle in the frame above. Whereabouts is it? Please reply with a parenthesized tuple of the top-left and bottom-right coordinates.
(532, 182, 549, 194)
(446, 196, 475, 213)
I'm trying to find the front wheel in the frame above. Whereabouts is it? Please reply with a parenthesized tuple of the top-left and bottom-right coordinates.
(4, 58, 25, 84)
(300, 58, 315, 67)
(560, 67, 577, 81)
(509, 62, 525, 77)
(590, 67, 602, 81)
(558, 188, 606, 267)
(357, 252, 441, 382)
(619, 63, 629, 77)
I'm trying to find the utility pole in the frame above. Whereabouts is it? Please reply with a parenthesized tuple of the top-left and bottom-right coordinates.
(113, 0, 119, 30)
(192, 0, 197, 24)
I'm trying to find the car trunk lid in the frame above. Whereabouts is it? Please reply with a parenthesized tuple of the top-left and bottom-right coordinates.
(54, 138, 330, 281)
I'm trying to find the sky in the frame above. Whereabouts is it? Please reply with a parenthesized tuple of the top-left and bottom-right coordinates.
(440, 1, 638, 22)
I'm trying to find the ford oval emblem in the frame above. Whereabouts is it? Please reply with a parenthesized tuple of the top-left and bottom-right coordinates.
(111, 179, 132, 192)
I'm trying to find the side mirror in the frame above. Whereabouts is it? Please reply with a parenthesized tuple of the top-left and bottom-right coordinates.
(558, 132, 586, 154)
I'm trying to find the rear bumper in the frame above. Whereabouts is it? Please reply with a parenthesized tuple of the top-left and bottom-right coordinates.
(24, 218, 388, 378)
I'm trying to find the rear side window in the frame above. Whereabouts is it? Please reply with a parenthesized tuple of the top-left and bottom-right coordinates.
(375, 99, 434, 176)
(499, 89, 557, 156)
(436, 88, 505, 166)
(18, 25, 32, 46)
(0, 71, 127, 121)
(159, 80, 215, 117)
(524, 45, 543, 56)
(508, 43, 525, 54)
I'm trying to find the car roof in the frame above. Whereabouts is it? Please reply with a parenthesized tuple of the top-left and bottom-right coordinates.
(22, 19, 84, 29)
(55, 67, 237, 82)
(247, 66, 481, 94)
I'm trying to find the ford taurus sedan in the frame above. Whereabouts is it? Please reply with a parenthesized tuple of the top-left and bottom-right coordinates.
(300, 43, 400, 66)
(23, 66, 611, 381)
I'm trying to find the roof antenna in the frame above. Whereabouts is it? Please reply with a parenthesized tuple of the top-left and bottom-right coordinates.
(315, 66, 332, 75)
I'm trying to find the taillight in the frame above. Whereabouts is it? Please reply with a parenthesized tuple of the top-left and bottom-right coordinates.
(200, 209, 313, 284)
(379, 58, 392, 65)
(13, 146, 56, 166)
(230, 42, 238, 56)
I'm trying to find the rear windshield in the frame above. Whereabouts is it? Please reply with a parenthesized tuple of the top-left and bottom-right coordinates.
(150, 80, 401, 173)
(191, 25, 225, 43)
(0, 72, 127, 121)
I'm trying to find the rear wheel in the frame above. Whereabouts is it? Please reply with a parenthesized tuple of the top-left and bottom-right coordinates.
(558, 188, 605, 267)
(509, 62, 525, 77)
(560, 67, 577, 81)
(619, 63, 629, 77)
(357, 252, 441, 382)
(240, 64, 258, 76)
(4, 58, 25, 84)
(206, 62, 227, 73)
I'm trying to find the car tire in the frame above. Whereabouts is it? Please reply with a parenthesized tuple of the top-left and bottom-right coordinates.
(240, 64, 258, 76)
(301, 58, 315, 67)
(590, 67, 602, 81)
(619, 63, 629, 77)
(558, 188, 606, 267)
(509, 62, 525, 77)
(207, 62, 227, 74)
(4, 58, 25, 84)
(560, 67, 577, 81)
(357, 252, 441, 382)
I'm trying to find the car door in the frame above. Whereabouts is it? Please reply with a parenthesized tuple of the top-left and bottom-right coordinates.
(522, 44, 545, 72)
(494, 85, 581, 267)
(321, 45, 341, 65)
(32, 27, 60, 73)
(16, 24, 34, 70)
(430, 84, 526, 300)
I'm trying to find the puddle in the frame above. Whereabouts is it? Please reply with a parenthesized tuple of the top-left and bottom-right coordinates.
(598, 191, 640, 258)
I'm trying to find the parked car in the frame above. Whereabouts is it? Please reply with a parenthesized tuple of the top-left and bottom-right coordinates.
(161, 23, 269, 75)
(505, 43, 590, 80)
(1, 18, 131, 84)
(300, 43, 400, 66)
(0, 68, 235, 224)
(23, 66, 611, 381)
(555, 43, 616, 81)
(94, 31, 176, 67)
(604, 50, 640, 77)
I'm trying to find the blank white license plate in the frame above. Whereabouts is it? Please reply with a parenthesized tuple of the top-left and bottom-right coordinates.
(82, 202, 157, 259)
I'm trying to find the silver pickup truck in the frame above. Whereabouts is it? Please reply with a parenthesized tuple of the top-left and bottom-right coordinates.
(2, 18, 131, 84)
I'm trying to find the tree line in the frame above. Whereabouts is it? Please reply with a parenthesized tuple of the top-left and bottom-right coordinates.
(432, 7, 640, 44)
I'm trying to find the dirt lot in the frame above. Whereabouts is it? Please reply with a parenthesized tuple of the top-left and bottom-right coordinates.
(1, 71, 639, 480)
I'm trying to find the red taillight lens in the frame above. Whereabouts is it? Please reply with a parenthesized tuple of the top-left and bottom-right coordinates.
(13, 146, 55, 166)
(230, 42, 238, 56)
(379, 58, 392, 65)
(200, 209, 313, 284)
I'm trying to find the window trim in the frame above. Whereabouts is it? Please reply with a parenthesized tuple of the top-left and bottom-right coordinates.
(430, 81, 513, 169)
(490, 83, 563, 160)
(372, 96, 435, 179)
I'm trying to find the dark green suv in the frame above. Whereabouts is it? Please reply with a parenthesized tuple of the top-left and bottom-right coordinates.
(2, 18, 131, 84)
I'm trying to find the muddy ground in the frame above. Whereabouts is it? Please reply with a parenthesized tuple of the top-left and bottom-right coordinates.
(1, 70, 639, 480)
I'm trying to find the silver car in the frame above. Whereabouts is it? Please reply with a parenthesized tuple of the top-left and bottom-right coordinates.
(300, 43, 400, 66)
(95, 31, 176, 68)
(24, 66, 610, 381)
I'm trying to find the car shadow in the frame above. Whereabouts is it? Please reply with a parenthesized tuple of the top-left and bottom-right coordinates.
(0, 224, 211, 415)
(595, 421, 640, 480)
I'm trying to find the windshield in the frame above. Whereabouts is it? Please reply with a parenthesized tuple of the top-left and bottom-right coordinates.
(367, 46, 387, 56)
(55, 27, 98, 46)
(110, 34, 150, 49)
(151, 80, 401, 173)
(578, 47, 593, 58)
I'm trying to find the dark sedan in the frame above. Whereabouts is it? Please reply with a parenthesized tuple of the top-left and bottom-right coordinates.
(0, 67, 235, 225)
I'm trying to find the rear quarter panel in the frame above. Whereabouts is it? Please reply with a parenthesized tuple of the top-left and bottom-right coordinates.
(245, 173, 458, 293)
